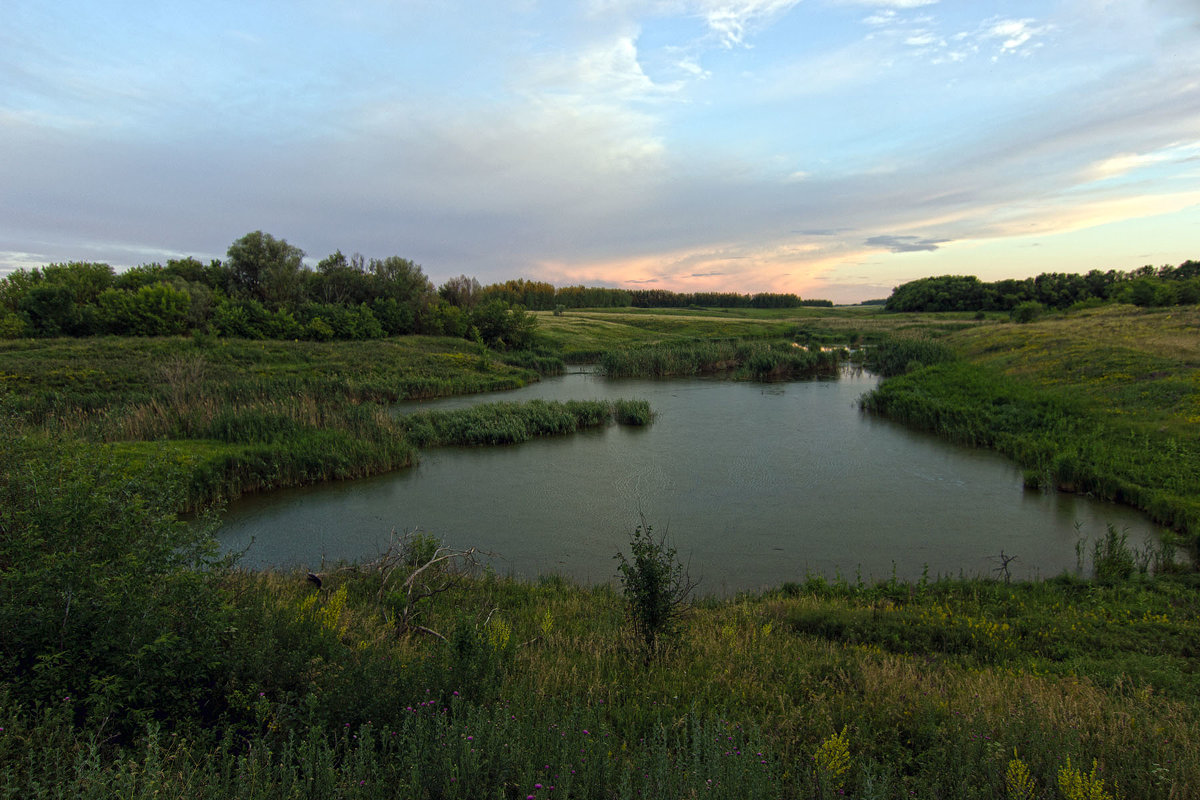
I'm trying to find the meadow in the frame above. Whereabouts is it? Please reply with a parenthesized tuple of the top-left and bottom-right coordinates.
(2, 302, 1199, 798)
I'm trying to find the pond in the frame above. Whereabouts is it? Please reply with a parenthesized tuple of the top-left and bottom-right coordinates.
(219, 368, 1162, 592)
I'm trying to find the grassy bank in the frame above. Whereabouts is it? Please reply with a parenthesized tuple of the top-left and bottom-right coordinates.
(0, 336, 561, 509)
(862, 305, 1200, 549)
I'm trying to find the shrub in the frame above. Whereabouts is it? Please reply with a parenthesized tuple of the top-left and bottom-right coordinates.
(614, 524, 697, 655)
(1010, 301, 1044, 323)
(0, 431, 229, 739)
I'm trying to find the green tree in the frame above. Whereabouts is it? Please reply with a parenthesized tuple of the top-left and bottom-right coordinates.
(470, 299, 537, 350)
(439, 274, 482, 309)
(18, 285, 78, 336)
(226, 231, 306, 308)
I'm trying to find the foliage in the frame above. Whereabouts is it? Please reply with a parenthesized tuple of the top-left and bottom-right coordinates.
(0, 235, 540, 349)
(0, 427, 229, 739)
(884, 260, 1200, 312)
(226, 230, 306, 307)
(614, 525, 697, 654)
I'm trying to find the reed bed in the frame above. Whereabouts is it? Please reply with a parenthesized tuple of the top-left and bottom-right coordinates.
(398, 399, 651, 448)
(599, 340, 844, 380)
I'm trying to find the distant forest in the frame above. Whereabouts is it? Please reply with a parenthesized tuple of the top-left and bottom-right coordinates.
(0, 231, 821, 346)
(885, 261, 1200, 314)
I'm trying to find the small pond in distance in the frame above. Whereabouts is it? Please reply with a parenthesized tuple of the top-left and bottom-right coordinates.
(219, 368, 1162, 593)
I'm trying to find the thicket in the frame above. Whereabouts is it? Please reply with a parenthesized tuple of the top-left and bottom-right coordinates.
(884, 260, 1200, 312)
(0, 232, 537, 349)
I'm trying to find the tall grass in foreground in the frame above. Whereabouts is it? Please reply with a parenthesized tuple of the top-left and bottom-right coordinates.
(599, 339, 844, 379)
(3, 562, 1197, 799)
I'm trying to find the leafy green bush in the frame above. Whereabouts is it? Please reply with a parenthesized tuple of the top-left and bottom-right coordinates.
(0, 429, 229, 739)
(1010, 300, 1044, 323)
(614, 524, 697, 654)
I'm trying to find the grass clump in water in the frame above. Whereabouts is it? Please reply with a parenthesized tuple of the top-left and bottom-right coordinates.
(398, 398, 651, 447)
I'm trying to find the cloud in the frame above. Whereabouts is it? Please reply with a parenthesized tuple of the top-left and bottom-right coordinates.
(1083, 142, 1200, 182)
(979, 17, 1053, 55)
(865, 235, 947, 252)
(840, 0, 938, 7)
(696, 0, 803, 47)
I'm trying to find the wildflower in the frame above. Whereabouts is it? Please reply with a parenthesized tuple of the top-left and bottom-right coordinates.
(814, 726, 852, 791)
(1057, 757, 1113, 800)
(1005, 753, 1036, 800)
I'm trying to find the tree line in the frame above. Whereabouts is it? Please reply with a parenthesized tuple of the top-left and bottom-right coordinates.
(0, 232, 538, 348)
(0, 231, 828, 344)
(464, 280, 811, 311)
(884, 261, 1200, 314)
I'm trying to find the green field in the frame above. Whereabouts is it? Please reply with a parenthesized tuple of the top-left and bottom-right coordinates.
(2, 303, 1199, 798)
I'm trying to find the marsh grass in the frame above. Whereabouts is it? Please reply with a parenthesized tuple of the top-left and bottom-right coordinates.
(599, 339, 844, 379)
(398, 398, 650, 448)
(0, 336, 550, 509)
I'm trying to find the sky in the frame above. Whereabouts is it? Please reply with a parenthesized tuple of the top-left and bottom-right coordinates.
(2, 0, 1199, 303)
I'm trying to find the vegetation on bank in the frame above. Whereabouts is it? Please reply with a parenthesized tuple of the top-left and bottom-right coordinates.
(862, 305, 1200, 551)
(4, 285, 1200, 797)
(0, 335, 572, 510)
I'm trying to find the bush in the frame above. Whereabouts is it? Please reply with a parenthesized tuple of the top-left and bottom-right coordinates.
(1010, 301, 1044, 323)
(0, 431, 229, 739)
(614, 524, 697, 655)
